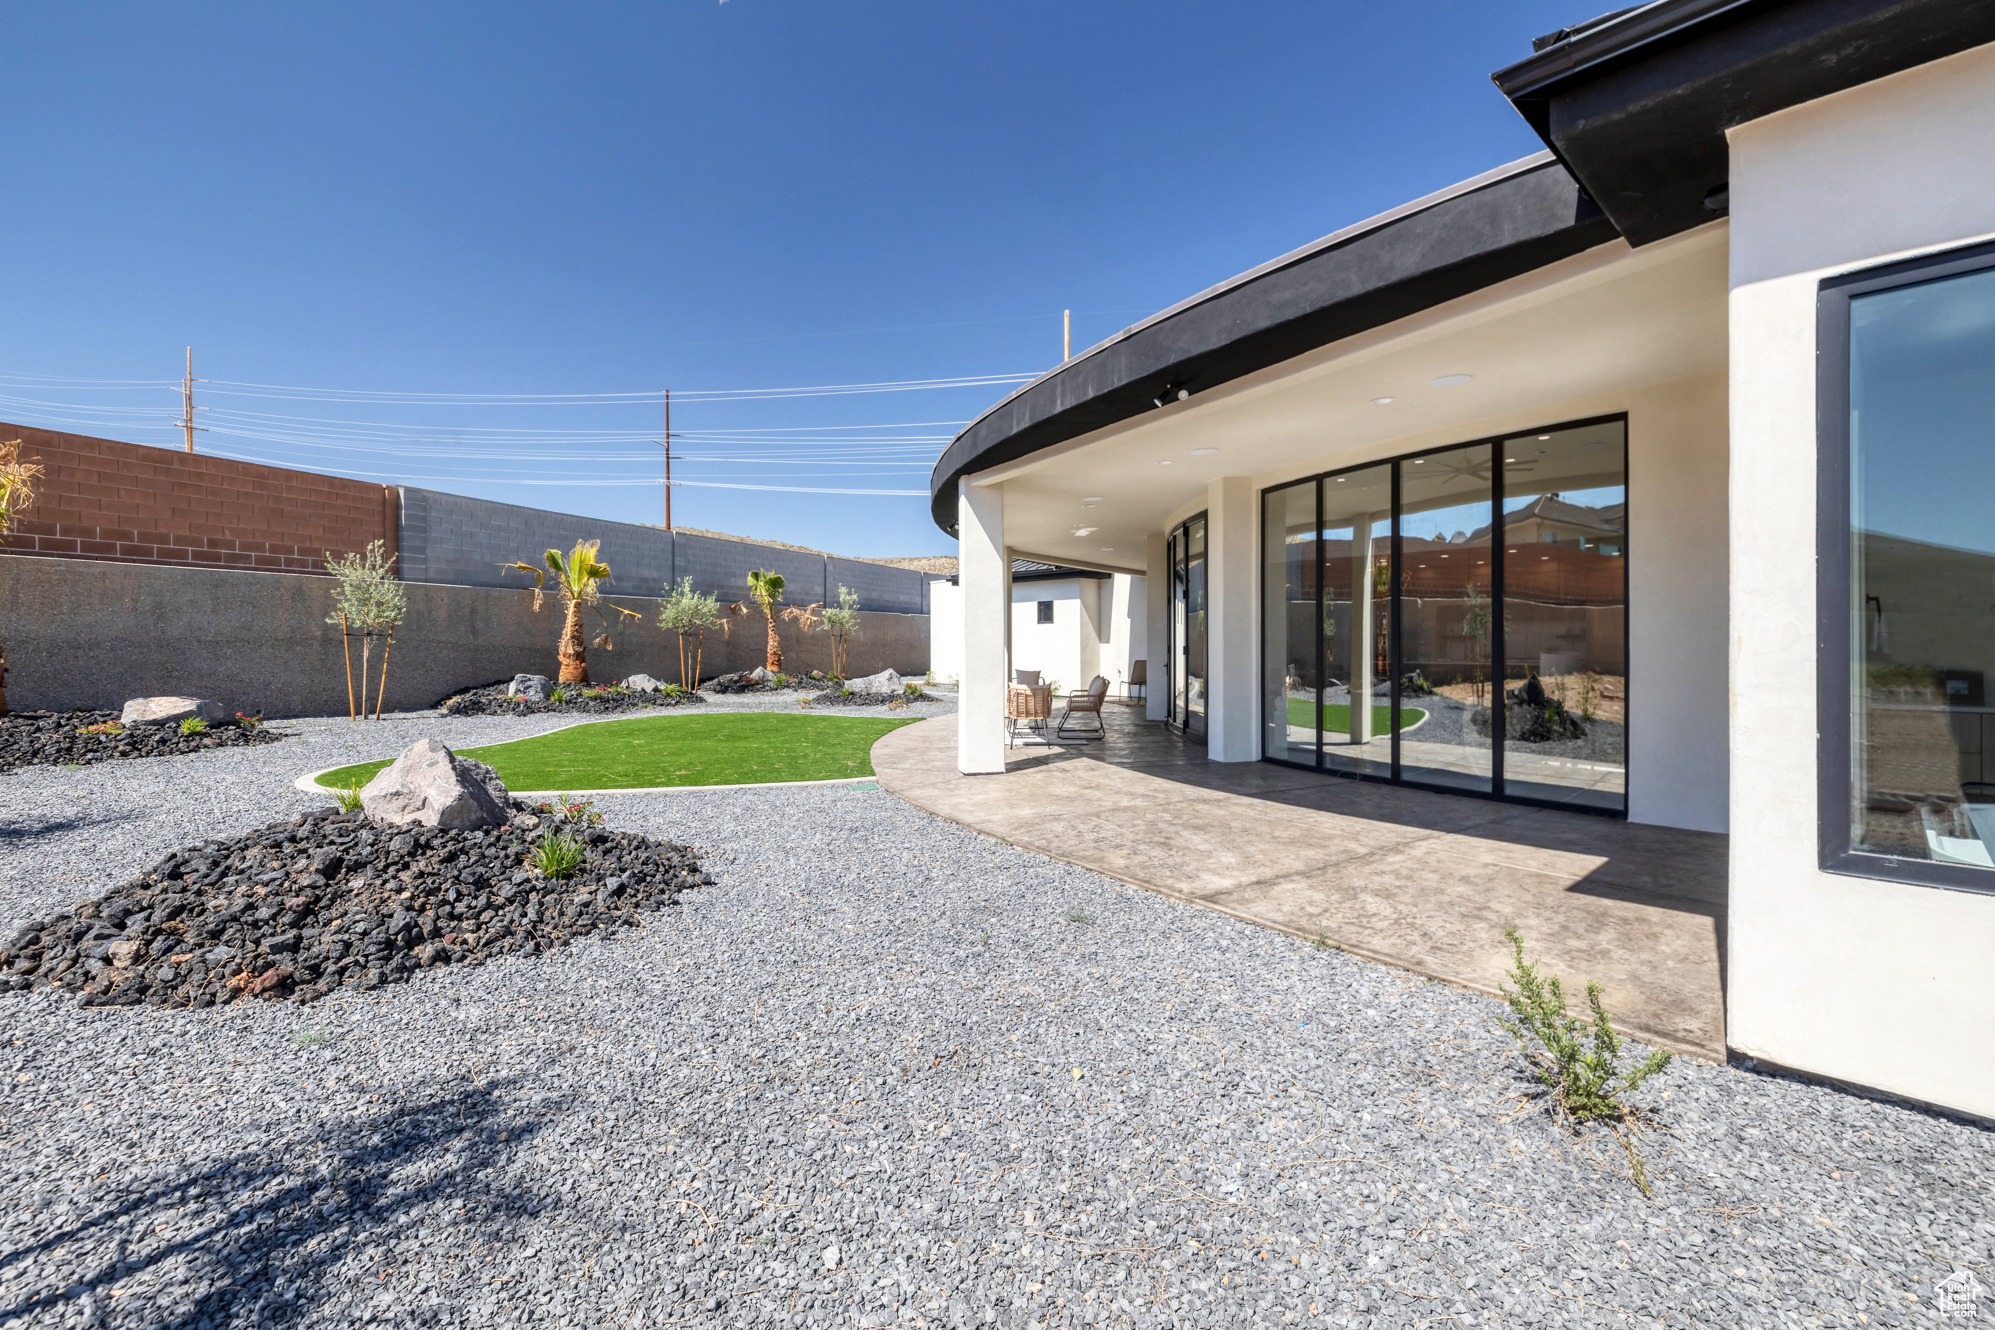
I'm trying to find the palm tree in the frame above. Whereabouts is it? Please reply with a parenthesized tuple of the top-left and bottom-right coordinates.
(504, 539, 641, 684)
(0, 439, 44, 716)
(734, 569, 820, 673)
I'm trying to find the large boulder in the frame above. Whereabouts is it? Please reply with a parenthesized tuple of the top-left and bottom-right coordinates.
(360, 738, 509, 829)
(623, 674, 662, 693)
(507, 674, 552, 702)
(121, 697, 226, 727)
(847, 669, 903, 695)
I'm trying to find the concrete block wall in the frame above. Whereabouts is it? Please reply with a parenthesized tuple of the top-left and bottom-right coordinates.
(397, 487, 935, 614)
(0, 422, 395, 574)
(0, 554, 930, 718)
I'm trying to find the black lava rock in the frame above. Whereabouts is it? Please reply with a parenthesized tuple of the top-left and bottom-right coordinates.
(0, 807, 710, 1010)
(704, 671, 824, 694)
(0, 710, 284, 775)
(438, 682, 707, 717)
(1470, 677, 1589, 744)
(805, 687, 922, 708)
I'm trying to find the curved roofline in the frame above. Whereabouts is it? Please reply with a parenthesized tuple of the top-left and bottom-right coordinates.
(929, 153, 1619, 533)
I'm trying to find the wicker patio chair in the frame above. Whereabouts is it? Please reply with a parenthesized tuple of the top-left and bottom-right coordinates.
(1056, 675, 1109, 740)
(1007, 682, 1051, 745)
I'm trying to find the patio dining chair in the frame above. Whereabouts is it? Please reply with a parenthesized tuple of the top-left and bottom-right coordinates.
(1056, 675, 1109, 740)
(1007, 682, 1051, 745)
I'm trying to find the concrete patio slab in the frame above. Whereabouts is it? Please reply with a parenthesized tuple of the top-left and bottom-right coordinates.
(872, 710, 1728, 1059)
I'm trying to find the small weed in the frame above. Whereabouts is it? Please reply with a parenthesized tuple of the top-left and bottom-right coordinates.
(1064, 908, 1095, 926)
(548, 687, 569, 705)
(1501, 928, 1671, 1194)
(332, 781, 365, 812)
(1310, 931, 1337, 951)
(291, 1028, 327, 1049)
(534, 795, 604, 827)
(60, 762, 84, 771)
(531, 831, 587, 880)
(179, 717, 209, 735)
(979, 929, 990, 945)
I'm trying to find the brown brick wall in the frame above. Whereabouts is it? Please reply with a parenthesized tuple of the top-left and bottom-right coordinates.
(0, 423, 397, 575)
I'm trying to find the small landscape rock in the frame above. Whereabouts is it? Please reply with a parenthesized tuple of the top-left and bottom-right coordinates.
(506, 674, 552, 702)
(846, 668, 903, 695)
(623, 674, 662, 693)
(119, 697, 227, 727)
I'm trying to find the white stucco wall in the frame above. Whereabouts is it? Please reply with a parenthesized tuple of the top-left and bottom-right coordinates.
(1010, 578, 1101, 695)
(1627, 373, 1729, 833)
(1726, 40, 1995, 1117)
(928, 579, 962, 686)
(1098, 572, 1148, 698)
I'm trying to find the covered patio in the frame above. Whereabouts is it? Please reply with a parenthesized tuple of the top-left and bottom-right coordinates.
(875, 707, 1727, 1059)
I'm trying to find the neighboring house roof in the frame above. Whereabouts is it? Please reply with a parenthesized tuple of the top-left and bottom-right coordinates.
(930, 0, 1995, 537)
(947, 558, 1111, 586)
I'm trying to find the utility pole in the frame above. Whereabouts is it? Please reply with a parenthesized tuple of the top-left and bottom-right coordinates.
(174, 347, 207, 453)
(1063, 310, 1071, 362)
(655, 388, 673, 529)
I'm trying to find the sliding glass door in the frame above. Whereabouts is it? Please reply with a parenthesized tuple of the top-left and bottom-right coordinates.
(1169, 514, 1208, 737)
(1260, 418, 1627, 813)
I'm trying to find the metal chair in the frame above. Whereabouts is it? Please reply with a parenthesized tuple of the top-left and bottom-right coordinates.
(1125, 660, 1147, 703)
(1057, 676, 1110, 740)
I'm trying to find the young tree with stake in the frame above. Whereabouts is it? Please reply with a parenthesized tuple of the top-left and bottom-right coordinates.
(325, 541, 408, 720)
(658, 576, 726, 690)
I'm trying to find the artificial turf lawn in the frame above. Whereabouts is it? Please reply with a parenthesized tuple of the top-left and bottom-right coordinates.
(1284, 698, 1426, 735)
(313, 712, 921, 792)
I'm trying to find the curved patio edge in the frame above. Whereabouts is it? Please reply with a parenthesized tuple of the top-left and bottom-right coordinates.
(870, 714, 1728, 1063)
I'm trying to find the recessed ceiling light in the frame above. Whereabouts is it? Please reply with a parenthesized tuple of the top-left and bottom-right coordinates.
(1430, 374, 1473, 387)
(1072, 527, 1097, 536)
(1081, 503, 1098, 509)
(1505, 457, 1517, 462)
(1098, 546, 1114, 552)
(1157, 460, 1173, 466)
(1082, 496, 1104, 503)
(1536, 435, 1551, 440)
(1370, 396, 1395, 406)
(1413, 459, 1424, 465)
(1536, 449, 1548, 456)
(1190, 447, 1218, 456)
(1335, 477, 1347, 483)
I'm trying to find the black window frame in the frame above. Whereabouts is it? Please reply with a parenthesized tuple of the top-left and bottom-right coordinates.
(1258, 412, 1630, 818)
(1168, 511, 1210, 740)
(1816, 238, 1995, 896)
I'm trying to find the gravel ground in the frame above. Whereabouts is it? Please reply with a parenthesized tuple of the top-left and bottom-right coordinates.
(2, 699, 1990, 1329)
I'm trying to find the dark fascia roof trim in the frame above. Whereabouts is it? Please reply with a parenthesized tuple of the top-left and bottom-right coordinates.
(1492, 0, 1995, 247)
(929, 153, 1620, 533)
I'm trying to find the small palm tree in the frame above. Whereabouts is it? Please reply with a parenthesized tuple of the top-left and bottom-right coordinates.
(733, 569, 819, 673)
(0, 439, 45, 716)
(503, 539, 642, 683)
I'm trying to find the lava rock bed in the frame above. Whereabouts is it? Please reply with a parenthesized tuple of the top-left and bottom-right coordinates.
(704, 670, 827, 694)
(0, 710, 284, 775)
(438, 682, 707, 717)
(0, 806, 711, 1009)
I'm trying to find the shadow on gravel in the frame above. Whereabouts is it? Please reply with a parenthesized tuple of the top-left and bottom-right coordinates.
(1, 1076, 569, 1327)
(0, 810, 131, 845)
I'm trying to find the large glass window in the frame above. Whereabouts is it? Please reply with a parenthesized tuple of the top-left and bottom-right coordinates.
(1499, 422, 1627, 812)
(1826, 250, 1995, 886)
(1260, 419, 1628, 813)
(1169, 513, 1208, 737)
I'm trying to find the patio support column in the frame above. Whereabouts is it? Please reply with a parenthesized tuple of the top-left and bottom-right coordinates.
(1206, 475, 1258, 762)
(1144, 531, 1169, 721)
(957, 477, 1009, 774)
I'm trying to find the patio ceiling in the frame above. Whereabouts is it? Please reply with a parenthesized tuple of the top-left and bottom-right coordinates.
(980, 222, 1726, 573)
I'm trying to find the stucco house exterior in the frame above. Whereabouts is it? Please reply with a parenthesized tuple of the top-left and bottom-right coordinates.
(931, 0, 1995, 1119)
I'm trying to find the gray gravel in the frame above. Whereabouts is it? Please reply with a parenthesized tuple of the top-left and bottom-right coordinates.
(2, 702, 1990, 1329)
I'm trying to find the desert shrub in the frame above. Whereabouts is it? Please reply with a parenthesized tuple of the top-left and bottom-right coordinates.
(179, 717, 208, 736)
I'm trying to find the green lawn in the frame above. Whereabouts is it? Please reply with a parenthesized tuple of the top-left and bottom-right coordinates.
(1285, 697, 1426, 735)
(313, 712, 921, 792)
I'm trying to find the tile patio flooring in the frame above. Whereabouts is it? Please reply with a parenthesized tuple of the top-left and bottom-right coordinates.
(872, 706, 1729, 1060)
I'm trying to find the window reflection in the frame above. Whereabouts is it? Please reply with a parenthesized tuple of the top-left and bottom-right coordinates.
(1849, 265, 1995, 867)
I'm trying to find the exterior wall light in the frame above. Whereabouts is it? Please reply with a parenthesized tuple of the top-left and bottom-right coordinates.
(1153, 383, 1190, 407)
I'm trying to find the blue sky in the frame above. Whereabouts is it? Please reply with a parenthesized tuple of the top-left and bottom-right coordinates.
(0, 2, 1585, 557)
